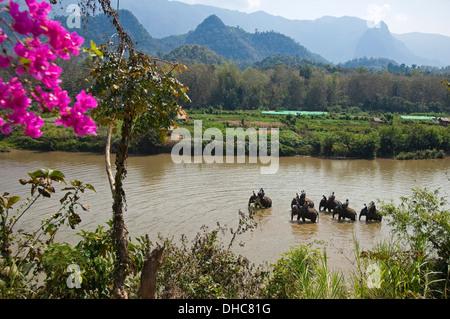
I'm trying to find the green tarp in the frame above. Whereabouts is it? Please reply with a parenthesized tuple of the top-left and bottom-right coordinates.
(262, 111, 328, 115)
(400, 116, 436, 120)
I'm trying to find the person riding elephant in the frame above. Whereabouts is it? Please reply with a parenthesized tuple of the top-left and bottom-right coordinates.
(342, 199, 349, 210)
(258, 188, 265, 200)
(291, 204, 319, 223)
(248, 191, 258, 207)
(298, 190, 314, 208)
(291, 195, 314, 209)
(360, 202, 382, 221)
(250, 192, 272, 209)
(324, 196, 341, 213)
(333, 203, 356, 221)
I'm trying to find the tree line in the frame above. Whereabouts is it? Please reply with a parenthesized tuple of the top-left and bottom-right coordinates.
(176, 61, 450, 113)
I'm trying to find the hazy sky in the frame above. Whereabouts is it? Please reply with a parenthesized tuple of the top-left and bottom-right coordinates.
(173, 0, 450, 36)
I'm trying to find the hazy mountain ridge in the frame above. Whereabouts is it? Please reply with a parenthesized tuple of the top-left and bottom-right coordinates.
(160, 14, 327, 64)
(112, 0, 449, 66)
(57, 10, 327, 66)
(51, 0, 450, 67)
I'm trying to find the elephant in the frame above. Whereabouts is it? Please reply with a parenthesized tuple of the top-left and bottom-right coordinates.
(319, 195, 327, 211)
(333, 206, 357, 221)
(249, 194, 272, 209)
(359, 205, 382, 221)
(323, 197, 341, 213)
(291, 204, 319, 223)
(291, 196, 314, 209)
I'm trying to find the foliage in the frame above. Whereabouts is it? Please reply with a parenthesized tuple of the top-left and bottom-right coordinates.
(157, 209, 267, 299)
(351, 239, 442, 299)
(264, 243, 346, 299)
(380, 188, 450, 297)
(0, 169, 96, 298)
(88, 46, 189, 135)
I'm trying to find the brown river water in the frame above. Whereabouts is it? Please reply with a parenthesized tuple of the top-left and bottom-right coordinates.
(1, 150, 449, 272)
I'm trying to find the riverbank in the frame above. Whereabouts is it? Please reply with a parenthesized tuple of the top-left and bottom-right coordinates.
(0, 110, 449, 159)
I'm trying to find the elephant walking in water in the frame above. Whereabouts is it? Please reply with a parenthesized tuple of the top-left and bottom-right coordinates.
(291, 204, 319, 223)
(359, 203, 382, 221)
(322, 196, 341, 213)
(332, 200, 356, 221)
(332, 205, 357, 221)
(319, 195, 327, 211)
(291, 196, 314, 209)
(249, 192, 272, 209)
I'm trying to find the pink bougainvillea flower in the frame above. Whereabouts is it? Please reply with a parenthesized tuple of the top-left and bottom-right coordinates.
(55, 90, 98, 136)
(8, 0, 36, 35)
(0, 0, 97, 138)
(22, 112, 44, 138)
(43, 19, 84, 59)
(25, 0, 51, 21)
(0, 122, 11, 135)
(73, 90, 98, 113)
(0, 55, 11, 68)
(0, 28, 7, 43)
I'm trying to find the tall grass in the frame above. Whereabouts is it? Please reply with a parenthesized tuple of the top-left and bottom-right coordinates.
(264, 244, 346, 299)
(350, 238, 446, 299)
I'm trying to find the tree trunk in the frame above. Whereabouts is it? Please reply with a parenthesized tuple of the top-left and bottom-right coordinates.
(105, 125, 115, 196)
(140, 234, 165, 299)
(111, 113, 133, 299)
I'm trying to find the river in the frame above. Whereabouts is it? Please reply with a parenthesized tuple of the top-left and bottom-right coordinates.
(1, 150, 449, 272)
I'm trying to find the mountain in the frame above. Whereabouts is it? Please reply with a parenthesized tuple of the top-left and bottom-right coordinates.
(51, 0, 449, 66)
(353, 21, 431, 66)
(54, 9, 166, 55)
(162, 44, 224, 65)
(394, 33, 450, 66)
(160, 15, 326, 64)
(107, 0, 449, 67)
(56, 9, 326, 66)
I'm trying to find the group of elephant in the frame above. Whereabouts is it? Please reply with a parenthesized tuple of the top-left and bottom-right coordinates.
(248, 191, 383, 224)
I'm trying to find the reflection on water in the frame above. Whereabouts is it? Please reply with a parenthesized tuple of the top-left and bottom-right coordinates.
(1, 150, 449, 271)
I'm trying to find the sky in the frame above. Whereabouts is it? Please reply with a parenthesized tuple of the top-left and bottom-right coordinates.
(173, 0, 450, 36)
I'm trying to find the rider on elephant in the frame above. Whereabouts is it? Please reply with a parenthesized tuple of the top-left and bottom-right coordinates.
(369, 201, 376, 213)
(342, 199, 349, 210)
(258, 188, 265, 200)
(299, 190, 306, 206)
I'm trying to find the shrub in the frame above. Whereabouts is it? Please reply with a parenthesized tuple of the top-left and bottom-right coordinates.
(381, 188, 450, 298)
(265, 244, 346, 299)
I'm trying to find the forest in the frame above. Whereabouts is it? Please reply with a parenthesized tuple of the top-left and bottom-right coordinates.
(175, 58, 450, 114)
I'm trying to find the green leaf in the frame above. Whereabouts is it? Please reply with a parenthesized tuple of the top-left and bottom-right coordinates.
(20, 57, 31, 65)
(48, 170, 66, 183)
(6, 196, 20, 209)
(90, 40, 103, 59)
(85, 184, 96, 193)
